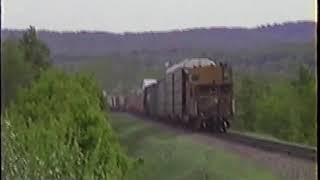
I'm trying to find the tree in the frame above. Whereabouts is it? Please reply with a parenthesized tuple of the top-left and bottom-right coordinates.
(291, 64, 316, 145)
(2, 26, 52, 111)
(235, 76, 260, 130)
(19, 26, 51, 72)
(1, 39, 35, 110)
(234, 65, 316, 146)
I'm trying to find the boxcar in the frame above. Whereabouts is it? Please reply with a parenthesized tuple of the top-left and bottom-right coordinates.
(156, 79, 166, 117)
(126, 90, 144, 115)
(144, 83, 158, 116)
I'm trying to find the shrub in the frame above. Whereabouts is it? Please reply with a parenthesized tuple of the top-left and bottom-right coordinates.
(234, 65, 316, 146)
(2, 69, 131, 179)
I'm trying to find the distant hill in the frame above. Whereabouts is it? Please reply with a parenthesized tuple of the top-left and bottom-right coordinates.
(1, 21, 316, 58)
(2, 21, 316, 92)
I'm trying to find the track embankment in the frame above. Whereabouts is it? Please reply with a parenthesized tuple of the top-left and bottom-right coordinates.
(111, 112, 317, 180)
(215, 131, 317, 162)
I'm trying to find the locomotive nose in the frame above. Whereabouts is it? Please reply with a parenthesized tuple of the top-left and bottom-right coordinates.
(197, 96, 217, 116)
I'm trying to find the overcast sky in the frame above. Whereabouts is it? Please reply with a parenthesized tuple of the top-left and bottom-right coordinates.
(2, 0, 317, 33)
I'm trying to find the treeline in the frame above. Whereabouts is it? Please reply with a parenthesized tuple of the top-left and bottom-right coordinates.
(234, 65, 316, 146)
(2, 21, 315, 56)
(1, 27, 132, 179)
(55, 56, 165, 94)
(53, 40, 315, 95)
(48, 21, 316, 96)
(2, 26, 51, 111)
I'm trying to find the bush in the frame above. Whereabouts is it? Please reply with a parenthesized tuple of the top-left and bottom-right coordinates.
(2, 69, 131, 179)
(1, 39, 36, 110)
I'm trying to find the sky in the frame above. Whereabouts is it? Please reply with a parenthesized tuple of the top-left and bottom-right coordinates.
(2, 0, 317, 33)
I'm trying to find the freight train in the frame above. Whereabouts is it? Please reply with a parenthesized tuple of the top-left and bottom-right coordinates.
(108, 58, 234, 133)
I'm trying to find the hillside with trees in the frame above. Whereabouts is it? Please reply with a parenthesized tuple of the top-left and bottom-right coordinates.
(2, 21, 315, 57)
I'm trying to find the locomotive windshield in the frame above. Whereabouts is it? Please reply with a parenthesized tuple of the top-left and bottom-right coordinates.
(196, 85, 216, 96)
(196, 84, 232, 97)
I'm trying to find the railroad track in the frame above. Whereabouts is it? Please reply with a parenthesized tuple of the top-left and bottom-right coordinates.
(214, 131, 317, 162)
(118, 112, 317, 162)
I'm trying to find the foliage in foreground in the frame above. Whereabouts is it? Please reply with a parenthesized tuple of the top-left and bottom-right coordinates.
(2, 26, 51, 111)
(3, 69, 131, 179)
(234, 65, 316, 146)
(1, 39, 35, 110)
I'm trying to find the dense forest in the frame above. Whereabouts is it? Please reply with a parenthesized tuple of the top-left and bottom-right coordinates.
(53, 39, 316, 94)
(234, 66, 316, 145)
(2, 21, 315, 57)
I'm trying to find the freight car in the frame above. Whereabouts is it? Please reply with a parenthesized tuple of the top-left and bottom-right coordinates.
(125, 89, 145, 115)
(107, 95, 126, 111)
(144, 58, 234, 132)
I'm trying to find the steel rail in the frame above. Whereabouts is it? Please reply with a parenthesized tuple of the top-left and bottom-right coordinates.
(215, 131, 317, 161)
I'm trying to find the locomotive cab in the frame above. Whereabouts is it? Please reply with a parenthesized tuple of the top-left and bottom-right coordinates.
(186, 62, 233, 132)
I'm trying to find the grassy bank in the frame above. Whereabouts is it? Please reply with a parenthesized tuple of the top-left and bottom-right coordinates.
(109, 113, 282, 180)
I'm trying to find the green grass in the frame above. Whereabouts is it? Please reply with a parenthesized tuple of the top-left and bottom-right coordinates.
(109, 113, 283, 180)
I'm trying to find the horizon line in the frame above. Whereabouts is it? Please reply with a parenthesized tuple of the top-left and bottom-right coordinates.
(1, 20, 316, 35)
